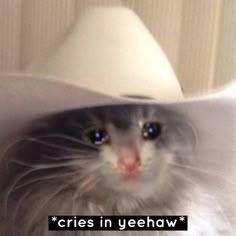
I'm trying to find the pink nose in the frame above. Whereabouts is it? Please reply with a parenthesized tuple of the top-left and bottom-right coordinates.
(118, 147, 140, 173)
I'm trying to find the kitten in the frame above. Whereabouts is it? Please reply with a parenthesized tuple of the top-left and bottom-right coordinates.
(0, 105, 233, 236)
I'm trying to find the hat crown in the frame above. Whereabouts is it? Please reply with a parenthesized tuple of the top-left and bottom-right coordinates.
(29, 7, 183, 100)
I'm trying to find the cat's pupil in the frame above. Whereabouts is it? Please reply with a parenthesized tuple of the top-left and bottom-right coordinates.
(142, 122, 162, 140)
(88, 129, 109, 145)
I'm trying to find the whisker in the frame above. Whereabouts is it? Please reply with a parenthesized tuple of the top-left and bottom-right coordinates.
(11, 188, 34, 234)
(4, 157, 99, 214)
(25, 181, 74, 233)
(14, 171, 79, 191)
(75, 164, 103, 197)
(8, 158, 89, 169)
(171, 147, 236, 155)
(77, 175, 101, 197)
(1, 136, 98, 163)
(1, 138, 74, 159)
(170, 162, 236, 189)
(4, 161, 79, 214)
(3, 167, 37, 216)
(36, 133, 99, 150)
(20, 137, 86, 152)
(198, 147, 236, 151)
(44, 153, 97, 161)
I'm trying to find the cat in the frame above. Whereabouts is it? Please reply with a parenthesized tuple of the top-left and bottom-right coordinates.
(0, 104, 233, 236)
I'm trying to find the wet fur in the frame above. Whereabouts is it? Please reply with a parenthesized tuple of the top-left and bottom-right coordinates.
(0, 105, 234, 235)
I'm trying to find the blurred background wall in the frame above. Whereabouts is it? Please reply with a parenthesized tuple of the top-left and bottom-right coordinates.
(0, 0, 235, 95)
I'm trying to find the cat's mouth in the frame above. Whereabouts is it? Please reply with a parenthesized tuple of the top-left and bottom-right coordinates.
(116, 161, 143, 183)
(121, 171, 140, 182)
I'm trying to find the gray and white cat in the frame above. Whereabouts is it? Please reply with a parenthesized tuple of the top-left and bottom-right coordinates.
(0, 105, 233, 235)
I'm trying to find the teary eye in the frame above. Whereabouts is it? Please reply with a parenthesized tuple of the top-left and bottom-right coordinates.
(87, 128, 110, 145)
(142, 122, 162, 140)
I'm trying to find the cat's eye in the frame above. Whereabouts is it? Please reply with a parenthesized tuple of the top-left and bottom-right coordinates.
(142, 122, 162, 140)
(87, 128, 110, 145)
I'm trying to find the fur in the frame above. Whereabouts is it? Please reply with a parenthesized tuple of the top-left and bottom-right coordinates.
(0, 105, 234, 235)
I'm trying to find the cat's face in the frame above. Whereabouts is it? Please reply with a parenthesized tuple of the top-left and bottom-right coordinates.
(1, 104, 197, 216)
(17, 105, 196, 200)
(82, 109, 173, 197)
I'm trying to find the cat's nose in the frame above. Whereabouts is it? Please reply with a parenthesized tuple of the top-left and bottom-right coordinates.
(117, 147, 140, 173)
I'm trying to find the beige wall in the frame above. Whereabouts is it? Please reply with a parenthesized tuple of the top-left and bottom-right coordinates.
(0, 0, 235, 94)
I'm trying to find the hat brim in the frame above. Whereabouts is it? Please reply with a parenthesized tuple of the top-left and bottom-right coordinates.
(0, 74, 235, 178)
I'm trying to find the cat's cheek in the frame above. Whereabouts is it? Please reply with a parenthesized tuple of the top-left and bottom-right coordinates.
(99, 146, 119, 168)
(139, 142, 167, 170)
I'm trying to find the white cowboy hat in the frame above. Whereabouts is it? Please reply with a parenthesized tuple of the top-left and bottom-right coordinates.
(0, 7, 235, 178)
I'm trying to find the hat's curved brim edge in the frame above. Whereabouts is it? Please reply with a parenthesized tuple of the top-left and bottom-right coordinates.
(0, 73, 235, 177)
